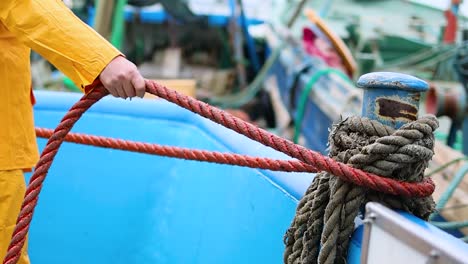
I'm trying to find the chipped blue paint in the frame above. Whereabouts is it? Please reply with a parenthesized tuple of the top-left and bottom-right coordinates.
(357, 72, 428, 128)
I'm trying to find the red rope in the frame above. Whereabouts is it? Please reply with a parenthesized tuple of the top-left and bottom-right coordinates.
(3, 81, 435, 264)
(35, 127, 318, 173)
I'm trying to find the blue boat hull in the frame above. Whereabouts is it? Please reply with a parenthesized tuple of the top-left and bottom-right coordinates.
(29, 91, 311, 263)
(26, 91, 467, 263)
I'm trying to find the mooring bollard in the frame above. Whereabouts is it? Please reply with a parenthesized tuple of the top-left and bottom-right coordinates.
(284, 72, 435, 264)
(357, 71, 428, 128)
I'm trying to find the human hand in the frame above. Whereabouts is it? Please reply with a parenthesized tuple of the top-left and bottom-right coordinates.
(99, 56, 146, 98)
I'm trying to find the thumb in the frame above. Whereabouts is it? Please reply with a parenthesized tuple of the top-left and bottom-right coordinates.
(132, 74, 146, 98)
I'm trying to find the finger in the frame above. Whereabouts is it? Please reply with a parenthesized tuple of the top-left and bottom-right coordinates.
(131, 74, 146, 98)
(105, 85, 120, 98)
(115, 84, 127, 99)
(123, 79, 136, 98)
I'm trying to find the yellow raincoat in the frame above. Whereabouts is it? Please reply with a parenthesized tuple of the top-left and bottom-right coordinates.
(0, 0, 122, 262)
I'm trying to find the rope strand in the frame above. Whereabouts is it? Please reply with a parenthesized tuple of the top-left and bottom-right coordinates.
(35, 128, 318, 173)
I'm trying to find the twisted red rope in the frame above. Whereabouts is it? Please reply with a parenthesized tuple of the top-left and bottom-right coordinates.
(3, 80, 435, 264)
(35, 127, 317, 173)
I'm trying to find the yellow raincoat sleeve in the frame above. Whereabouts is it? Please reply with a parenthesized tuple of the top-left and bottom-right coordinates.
(0, 0, 122, 91)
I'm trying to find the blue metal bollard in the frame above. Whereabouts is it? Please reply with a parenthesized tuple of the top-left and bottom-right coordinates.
(357, 72, 428, 128)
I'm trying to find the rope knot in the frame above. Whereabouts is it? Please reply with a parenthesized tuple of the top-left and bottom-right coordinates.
(284, 114, 439, 264)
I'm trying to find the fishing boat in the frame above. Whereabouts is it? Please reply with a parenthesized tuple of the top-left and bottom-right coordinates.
(23, 87, 468, 263)
(20, 0, 468, 263)
(292, 0, 466, 78)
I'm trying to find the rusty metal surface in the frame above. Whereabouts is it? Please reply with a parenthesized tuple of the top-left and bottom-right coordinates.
(376, 97, 418, 122)
(358, 72, 428, 129)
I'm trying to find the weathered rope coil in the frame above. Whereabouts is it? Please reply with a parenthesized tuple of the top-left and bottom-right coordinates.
(283, 114, 439, 264)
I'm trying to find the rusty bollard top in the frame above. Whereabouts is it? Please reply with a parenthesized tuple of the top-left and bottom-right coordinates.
(357, 72, 428, 129)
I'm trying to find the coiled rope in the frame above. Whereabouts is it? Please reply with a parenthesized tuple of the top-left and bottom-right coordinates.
(3, 80, 436, 264)
(284, 115, 438, 264)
